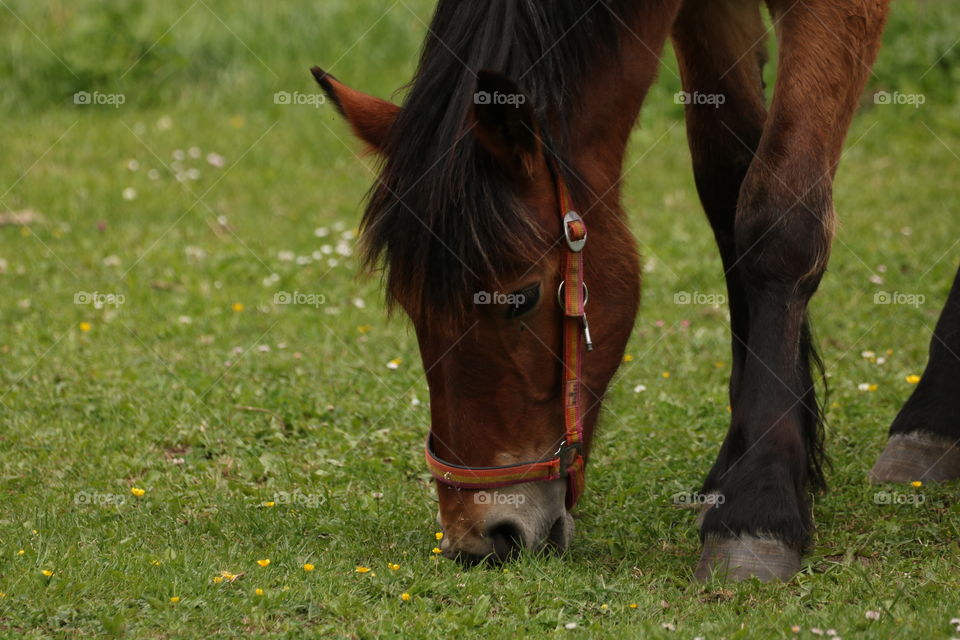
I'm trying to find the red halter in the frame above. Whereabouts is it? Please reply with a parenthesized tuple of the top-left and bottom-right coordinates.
(424, 167, 591, 509)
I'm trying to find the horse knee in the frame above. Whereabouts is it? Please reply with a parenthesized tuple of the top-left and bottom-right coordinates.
(734, 173, 834, 294)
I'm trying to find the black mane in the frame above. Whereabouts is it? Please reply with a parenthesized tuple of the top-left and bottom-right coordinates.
(362, 0, 637, 329)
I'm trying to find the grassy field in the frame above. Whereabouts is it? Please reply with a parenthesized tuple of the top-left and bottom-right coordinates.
(1, 0, 959, 637)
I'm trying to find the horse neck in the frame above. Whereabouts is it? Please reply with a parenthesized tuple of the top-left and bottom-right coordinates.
(567, 3, 679, 215)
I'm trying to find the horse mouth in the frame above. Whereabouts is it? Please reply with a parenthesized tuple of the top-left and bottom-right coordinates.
(442, 509, 577, 566)
(545, 511, 576, 551)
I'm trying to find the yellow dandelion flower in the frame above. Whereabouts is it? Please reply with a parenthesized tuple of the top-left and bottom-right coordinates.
(600, 604, 609, 610)
(170, 596, 180, 603)
(431, 547, 442, 555)
(79, 321, 92, 332)
(435, 532, 444, 541)
(905, 374, 921, 384)
(303, 563, 315, 572)
(131, 487, 145, 497)
(357, 325, 372, 334)
(151, 560, 161, 566)
(622, 354, 633, 363)
(254, 588, 264, 596)
(232, 302, 244, 312)
(257, 559, 270, 567)
(17, 549, 24, 556)
(355, 566, 371, 573)
(41, 569, 54, 577)
(662, 371, 671, 378)
(911, 481, 923, 488)
(868, 384, 878, 392)
(387, 563, 400, 571)
(262, 501, 275, 507)
(212, 576, 223, 583)
(629, 603, 638, 609)
(401, 592, 411, 601)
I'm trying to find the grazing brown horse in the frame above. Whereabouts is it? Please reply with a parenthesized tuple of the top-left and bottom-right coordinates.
(314, 0, 958, 581)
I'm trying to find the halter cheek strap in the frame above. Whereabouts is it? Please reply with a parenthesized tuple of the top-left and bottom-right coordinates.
(424, 167, 590, 510)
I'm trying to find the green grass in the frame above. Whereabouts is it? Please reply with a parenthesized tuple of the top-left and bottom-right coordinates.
(1, 0, 959, 637)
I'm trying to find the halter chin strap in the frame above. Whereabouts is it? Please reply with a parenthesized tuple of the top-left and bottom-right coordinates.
(424, 165, 590, 510)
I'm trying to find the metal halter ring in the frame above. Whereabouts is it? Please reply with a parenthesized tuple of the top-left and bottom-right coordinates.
(557, 281, 589, 307)
(563, 211, 587, 252)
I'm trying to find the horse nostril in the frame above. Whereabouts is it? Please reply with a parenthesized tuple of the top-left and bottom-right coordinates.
(487, 522, 524, 562)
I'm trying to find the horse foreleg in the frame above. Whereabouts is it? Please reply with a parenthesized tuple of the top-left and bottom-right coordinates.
(871, 265, 960, 483)
(689, 0, 889, 582)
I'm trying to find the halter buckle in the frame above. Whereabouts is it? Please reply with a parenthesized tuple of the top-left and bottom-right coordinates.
(555, 441, 583, 478)
(563, 211, 587, 252)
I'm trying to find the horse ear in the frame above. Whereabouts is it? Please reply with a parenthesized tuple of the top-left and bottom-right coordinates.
(471, 70, 539, 175)
(311, 67, 399, 152)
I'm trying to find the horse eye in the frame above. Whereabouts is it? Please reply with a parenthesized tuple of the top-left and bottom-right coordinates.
(506, 283, 541, 318)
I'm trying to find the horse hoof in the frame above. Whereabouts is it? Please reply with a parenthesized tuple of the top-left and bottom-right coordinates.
(869, 432, 960, 484)
(694, 534, 800, 582)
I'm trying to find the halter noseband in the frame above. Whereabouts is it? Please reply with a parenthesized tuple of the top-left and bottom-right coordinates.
(424, 166, 591, 509)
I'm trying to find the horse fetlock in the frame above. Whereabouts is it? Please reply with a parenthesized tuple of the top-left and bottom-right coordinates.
(698, 458, 812, 552)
